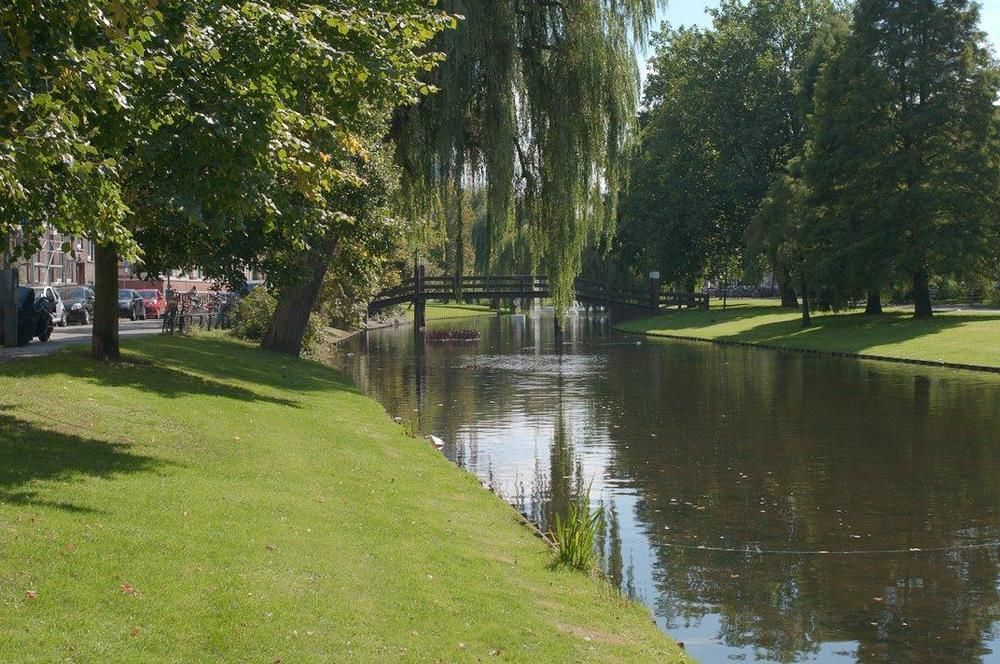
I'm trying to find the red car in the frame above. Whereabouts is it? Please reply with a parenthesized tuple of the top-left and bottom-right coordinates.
(138, 289, 167, 318)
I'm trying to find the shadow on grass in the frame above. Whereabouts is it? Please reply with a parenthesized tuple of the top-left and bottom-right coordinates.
(629, 307, 999, 359)
(0, 336, 359, 407)
(625, 306, 792, 333)
(148, 335, 360, 395)
(715, 312, 994, 355)
(0, 406, 162, 513)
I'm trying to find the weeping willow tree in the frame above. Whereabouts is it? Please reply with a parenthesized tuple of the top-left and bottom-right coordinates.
(394, 0, 663, 313)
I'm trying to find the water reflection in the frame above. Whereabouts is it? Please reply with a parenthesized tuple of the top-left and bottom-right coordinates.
(337, 310, 1000, 663)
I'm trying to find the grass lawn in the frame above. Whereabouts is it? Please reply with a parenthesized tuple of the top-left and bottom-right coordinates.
(424, 303, 502, 321)
(620, 299, 1000, 369)
(0, 337, 682, 662)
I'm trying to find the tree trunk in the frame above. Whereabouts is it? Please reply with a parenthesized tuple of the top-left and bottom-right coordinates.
(800, 276, 811, 328)
(261, 241, 338, 356)
(864, 290, 883, 315)
(454, 191, 464, 300)
(779, 270, 798, 309)
(912, 268, 933, 318)
(91, 243, 120, 360)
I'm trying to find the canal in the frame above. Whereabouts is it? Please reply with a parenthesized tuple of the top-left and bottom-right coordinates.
(336, 310, 1000, 663)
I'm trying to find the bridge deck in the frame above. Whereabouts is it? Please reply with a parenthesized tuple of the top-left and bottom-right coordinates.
(368, 272, 708, 325)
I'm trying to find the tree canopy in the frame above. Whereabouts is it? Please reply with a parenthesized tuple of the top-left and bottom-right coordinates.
(3, 1, 452, 357)
(804, 0, 1000, 318)
(621, 0, 999, 322)
(394, 0, 664, 312)
(616, 0, 839, 293)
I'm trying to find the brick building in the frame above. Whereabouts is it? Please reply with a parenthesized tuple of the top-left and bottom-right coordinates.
(118, 264, 219, 292)
(12, 228, 96, 287)
(9, 225, 254, 292)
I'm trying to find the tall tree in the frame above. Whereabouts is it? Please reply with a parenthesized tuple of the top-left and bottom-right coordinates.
(395, 0, 662, 314)
(619, 0, 838, 297)
(255, 3, 453, 355)
(808, 0, 999, 318)
(77, 1, 450, 358)
(1, 1, 137, 301)
(2, 1, 166, 358)
(750, 157, 822, 326)
(745, 13, 851, 315)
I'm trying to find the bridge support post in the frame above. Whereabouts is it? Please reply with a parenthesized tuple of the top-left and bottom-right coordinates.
(649, 271, 661, 313)
(414, 263, 426, 330)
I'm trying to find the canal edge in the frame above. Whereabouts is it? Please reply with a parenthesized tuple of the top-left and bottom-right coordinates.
(614, 327, 1000, 375)
(381, 408, 671, 627)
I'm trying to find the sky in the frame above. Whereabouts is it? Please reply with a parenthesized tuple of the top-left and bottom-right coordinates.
(641, 0, 1000, 84)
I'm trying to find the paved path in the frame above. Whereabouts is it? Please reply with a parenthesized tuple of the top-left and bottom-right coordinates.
(0, 319, 163, 362)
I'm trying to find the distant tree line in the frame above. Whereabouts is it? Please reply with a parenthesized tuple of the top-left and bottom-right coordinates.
(614, 0, 999, 323)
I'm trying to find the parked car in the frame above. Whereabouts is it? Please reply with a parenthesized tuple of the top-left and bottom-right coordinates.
(29, 285, 66, 327)
(57, 285, 95, 325)
(118, 289, 147, 320)
(138, 289, 167, 318)
(0, 286, 54, 346)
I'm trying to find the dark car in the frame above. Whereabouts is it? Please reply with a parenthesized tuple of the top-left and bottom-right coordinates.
(118, 289, 147, 320)
(0, 286, 54, 346)
(57, 286, 95, 325)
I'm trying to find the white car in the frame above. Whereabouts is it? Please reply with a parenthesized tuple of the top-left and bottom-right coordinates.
(30, 285, 67, 327)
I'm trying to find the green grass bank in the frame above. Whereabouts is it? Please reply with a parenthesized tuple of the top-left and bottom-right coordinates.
(424, 303, 502, 321)
(619, 299, 1000, 370)
(0, 336, 683, 662)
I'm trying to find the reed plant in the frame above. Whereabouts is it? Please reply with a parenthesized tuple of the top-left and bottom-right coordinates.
(551, 497, 604, 572)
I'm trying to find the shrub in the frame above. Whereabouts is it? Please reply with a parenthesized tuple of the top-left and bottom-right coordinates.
(988, 281, 1000, 307)
(229, 288, 276, 343)
(228, 288, 322, 353)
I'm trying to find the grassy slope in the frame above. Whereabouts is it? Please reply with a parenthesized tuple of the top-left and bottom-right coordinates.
(620, 299, 1000, 369)
(424, 303, 501, 321)
(0, 337, 682, 662)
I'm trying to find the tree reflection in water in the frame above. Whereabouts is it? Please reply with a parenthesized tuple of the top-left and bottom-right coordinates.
(338, 311, 1000, 663)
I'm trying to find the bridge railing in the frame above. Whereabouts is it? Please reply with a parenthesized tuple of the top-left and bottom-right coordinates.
(423, 275, 550, 298)
(368, 273, 709, 315)
(574, 278, 651, 307)
(660, 291, 710, 310)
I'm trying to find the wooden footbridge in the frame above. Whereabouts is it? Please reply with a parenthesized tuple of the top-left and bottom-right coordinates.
(368, 266, 709, 328)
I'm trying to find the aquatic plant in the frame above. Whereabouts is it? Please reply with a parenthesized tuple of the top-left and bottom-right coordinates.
(423, 329, 480, 341)
(550, 497, 604, 572)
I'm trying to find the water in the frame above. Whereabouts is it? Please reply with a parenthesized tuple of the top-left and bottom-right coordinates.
(336, 310, 1000, 663)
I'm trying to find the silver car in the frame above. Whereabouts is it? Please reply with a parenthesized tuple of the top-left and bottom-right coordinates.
(30, 285, 66, 327)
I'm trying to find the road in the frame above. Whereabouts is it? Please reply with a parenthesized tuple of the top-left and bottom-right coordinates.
(0, 318, 163, 362)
